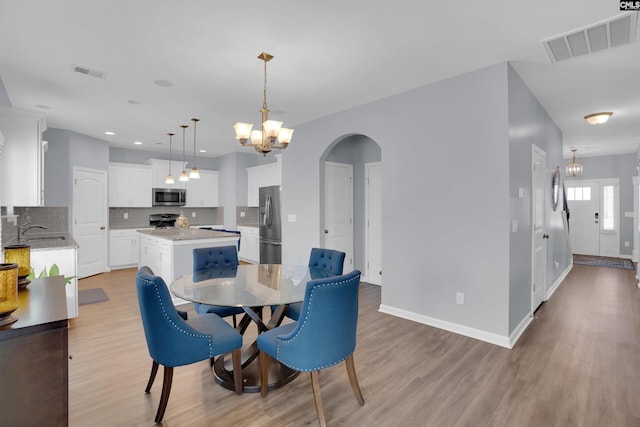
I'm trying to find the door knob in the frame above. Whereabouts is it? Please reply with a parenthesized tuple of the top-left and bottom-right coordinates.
(543, 234, 550, 239)
(324, 230, 329, 234)
(100, 226, 106, 230)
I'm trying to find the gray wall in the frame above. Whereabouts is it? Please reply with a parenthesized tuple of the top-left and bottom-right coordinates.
(507, 65, 568, 333)
(565, 153, 636, 256)
(280, 62, 567, 340)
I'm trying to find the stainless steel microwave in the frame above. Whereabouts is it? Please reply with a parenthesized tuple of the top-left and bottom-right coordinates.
(152, 188, 186, 206)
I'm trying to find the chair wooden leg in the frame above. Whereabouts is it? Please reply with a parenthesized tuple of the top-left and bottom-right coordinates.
(260, 351, 270, 397)
(145, 361, 159, 393)
(155, 366, 173, 424)
(232, 348, 243, 395)
(310, 371, 326, 427)
(345, 354, 365, 405)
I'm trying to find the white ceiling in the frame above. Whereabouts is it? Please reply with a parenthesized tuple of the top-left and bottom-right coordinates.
(0, 1, 638, 160)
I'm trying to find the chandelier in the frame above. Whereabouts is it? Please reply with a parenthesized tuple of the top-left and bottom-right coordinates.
(566, 148, 583, 177)
(234, 52, 294, 156)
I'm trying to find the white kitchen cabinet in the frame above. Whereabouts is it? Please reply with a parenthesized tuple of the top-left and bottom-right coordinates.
(109, 228, 150, 269)
(247, 158, 281, 207)
(238, 226, 259, 263)
(185, 169, 219, 207)
(148, 158, 188, 190)
(29, 247, 78, 318)
(108, 163, 152, 207)
(0, 107, 46, 207)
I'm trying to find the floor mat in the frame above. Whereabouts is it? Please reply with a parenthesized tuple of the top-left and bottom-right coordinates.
(573, 255, 635, 270)
(78, 288, 110, 306)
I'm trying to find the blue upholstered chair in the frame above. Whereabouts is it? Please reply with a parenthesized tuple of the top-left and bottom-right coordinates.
(258, 270, 364, 427)
(136, 266, 243, 423)
(192, 246, 245, 327)
(284, 248, 346, 321)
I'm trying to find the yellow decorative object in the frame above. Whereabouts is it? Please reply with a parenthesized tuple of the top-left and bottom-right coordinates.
(0, 263, 19, 326)
(4, 244, 31, 289)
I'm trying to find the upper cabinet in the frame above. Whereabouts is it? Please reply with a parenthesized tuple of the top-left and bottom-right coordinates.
(108, 162, 152, 207)
(0, 107, 47, 207)
(148, 159, 188, 190)
(185, 169, 219, 207)
(247, 157, 281, 207)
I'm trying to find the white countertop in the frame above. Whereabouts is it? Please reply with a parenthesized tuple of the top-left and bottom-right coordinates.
(137, 228, 239, 241)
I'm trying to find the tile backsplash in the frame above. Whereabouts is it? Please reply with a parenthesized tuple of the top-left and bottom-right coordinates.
(109, 207, 222, 229)
(1, 206, 69, 244)
(236, 206, 258, 226)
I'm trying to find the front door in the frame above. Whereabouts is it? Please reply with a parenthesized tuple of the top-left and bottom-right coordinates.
(324, 161, 354, 270)
(532, 146, 547, 312)
(566, 179, 620, 257)
(73, 167, 108, 278)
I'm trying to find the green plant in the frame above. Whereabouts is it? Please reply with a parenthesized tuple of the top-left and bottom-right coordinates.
(27, 263, 76, 285)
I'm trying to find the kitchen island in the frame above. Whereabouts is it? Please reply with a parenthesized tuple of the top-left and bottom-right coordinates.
(137, 228, 240, 305)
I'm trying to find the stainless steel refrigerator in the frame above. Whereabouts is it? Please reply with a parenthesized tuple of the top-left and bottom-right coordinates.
(259, 185, 282, 263)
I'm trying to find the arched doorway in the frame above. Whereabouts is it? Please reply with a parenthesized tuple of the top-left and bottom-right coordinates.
(320, 134, 382, 284)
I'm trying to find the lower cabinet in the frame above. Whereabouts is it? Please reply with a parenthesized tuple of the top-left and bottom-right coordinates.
(238, 226, 259, 263)
(30, 247, 78, 319)
(109, 229, 150, 269)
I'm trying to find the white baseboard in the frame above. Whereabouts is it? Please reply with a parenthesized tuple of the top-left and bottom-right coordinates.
(545, 262, 572, 301)
(508, 313, 533, 348)
(378, 304, 512, 348)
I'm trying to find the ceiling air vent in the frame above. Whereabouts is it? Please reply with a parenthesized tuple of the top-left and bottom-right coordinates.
(542, 12, 639, 62)
(72, 65, 107, 79)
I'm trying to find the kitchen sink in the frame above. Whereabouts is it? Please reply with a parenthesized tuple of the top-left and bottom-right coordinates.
(27, 236, 66, 241)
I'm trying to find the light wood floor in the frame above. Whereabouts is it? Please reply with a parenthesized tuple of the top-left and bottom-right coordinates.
(69, 264, 640, 426)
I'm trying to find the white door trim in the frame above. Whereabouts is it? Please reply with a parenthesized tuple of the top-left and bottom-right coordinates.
(364, 161, 382, 285)
(531, 145, 547, 313)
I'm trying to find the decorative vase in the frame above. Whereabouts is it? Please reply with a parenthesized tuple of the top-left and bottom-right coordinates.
(4, 244, 31, 289)
(0, 263, 19, 326)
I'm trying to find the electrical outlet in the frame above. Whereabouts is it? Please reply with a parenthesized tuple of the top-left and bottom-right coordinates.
(240, 211, 246, 217)
(456, 292, 464, 305)
(191, 212, 196, 218)
(123, 212, 128, 219)
(625, 241, 630, 247)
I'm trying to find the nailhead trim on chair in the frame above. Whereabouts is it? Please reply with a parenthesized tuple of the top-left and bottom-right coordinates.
(275, 274, 358, 371)
(142, 275, 214, 357)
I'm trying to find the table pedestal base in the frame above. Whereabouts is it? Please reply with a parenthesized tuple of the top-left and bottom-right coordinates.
(213, 355, 298, 393)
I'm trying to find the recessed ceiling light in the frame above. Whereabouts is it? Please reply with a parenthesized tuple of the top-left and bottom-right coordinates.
(105, 131, 115, 135)
(35, 104, 51, 110)
(134, 141, 143, 145)
(153, 79, 174, 88)
(128, 100, 141, 105)
(199, 149, 207, 153)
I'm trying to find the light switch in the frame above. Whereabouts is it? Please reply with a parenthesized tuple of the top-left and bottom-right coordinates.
(511, 220, 518, 233)
(518, 187, 526, 198)
(288, 214, 297, 222)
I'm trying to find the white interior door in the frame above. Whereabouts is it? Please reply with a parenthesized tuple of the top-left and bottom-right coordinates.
(73, 167, 108, 278)
(532, 146, 547, 312)
(324, 161, 354, 270)
(365, 162, 382, 285)
(567, 179, 620, 257)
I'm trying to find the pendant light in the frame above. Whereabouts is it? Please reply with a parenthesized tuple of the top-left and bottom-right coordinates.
(179, 124, 189, 182)
(566, 148, 583, 177)
(189, 118, 200, 179)
(165, 133, 175, 184)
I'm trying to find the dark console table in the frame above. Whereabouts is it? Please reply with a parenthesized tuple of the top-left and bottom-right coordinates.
(0, 276, 69, 426)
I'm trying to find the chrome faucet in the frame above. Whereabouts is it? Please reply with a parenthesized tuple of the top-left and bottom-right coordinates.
(17, 221, 48, 242)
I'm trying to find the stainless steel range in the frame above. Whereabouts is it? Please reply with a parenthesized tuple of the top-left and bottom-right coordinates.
(149, 213, 179, 228)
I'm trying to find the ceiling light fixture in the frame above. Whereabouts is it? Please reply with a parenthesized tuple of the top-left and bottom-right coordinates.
(566, 148, 583, 177)
(105, 131, 115, 136)
(234, 52, 294, 156)
(179, 125, 189, 182)
(189, 118, 200, 179)
(584, 112, 613, 125)
(165, 133, 175, 184)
